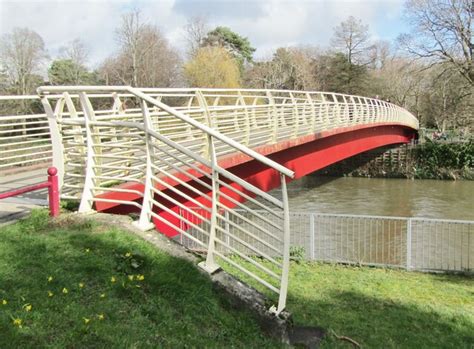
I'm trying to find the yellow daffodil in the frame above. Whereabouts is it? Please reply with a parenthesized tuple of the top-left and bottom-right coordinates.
(128, 275, 134, 281)
(12, 318, 22, 328)
(100, 293, 105, 298)
(85, 248, 90, 253)
(125, 252, 131, 257)
(98, 314, 105, 320)
(137, 274, 145, 281)
(79, 282, 84, 289)
(83, 317, 90, 324)
(1, 299, 7, 305)
(47, 276, 53, 282)
(110, 276, 116, 283)
(47, 291, 54, 297)
(62, 288, 68, 294)
(23, 304, 32, 312)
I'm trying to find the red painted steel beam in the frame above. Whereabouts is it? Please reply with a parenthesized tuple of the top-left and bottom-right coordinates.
(94, 124, 416, 236)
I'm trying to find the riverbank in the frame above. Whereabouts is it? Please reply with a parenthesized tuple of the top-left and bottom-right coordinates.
(318, 141, 473, 180)
(0, 211, 278, 348)
(224, 259, 474, 349)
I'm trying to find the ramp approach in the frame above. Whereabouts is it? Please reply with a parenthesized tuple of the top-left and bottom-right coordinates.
(3, 87, 419, 314)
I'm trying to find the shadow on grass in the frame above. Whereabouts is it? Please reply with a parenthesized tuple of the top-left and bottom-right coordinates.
(429, 272, 474, 286)
(0, 215, 278, 348)
(289, 289, 474, 349)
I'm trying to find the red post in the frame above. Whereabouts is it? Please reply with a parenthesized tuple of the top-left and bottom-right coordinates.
(47, 167, 60, 217)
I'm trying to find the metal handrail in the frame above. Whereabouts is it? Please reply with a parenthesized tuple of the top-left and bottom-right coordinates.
(2, 86, 420, 315)
(37, 86, 295, 315)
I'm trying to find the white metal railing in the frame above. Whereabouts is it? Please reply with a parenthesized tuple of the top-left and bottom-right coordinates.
(0, 95, 52, 171)
(179, 209, 473, 273)
(1, 88, 419, 177)
(37, 86, 296, 315)
(1, 86, 420, 314)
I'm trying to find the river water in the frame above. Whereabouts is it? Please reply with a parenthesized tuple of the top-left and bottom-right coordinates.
(284, 176, 474, 221)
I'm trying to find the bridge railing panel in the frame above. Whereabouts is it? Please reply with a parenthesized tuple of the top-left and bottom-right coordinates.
(38, 86, 295, 316)
(0, 96, 52, 172)
(1, 88, 418, 180)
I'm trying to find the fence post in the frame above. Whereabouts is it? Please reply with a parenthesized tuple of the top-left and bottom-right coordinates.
(406, 218, 412, 270)
(225, 209, 231, 251)
(310, 213, 315, 260)
(47, 167, 60, 217)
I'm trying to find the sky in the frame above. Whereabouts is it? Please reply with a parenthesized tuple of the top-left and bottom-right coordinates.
(0, 0, 410, 68)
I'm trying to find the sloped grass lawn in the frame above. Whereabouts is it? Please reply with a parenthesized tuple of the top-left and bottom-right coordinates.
(223, 259, 474, 348)
(0, 210, 278, 348)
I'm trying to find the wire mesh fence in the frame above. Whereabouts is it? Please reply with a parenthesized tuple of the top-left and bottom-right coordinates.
(176, 209, 473, 273)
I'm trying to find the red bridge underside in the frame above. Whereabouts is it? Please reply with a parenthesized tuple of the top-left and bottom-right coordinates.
(95, 123, 417, 237)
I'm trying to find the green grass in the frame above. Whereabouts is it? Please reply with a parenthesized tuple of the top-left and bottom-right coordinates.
(0, 210, 279, 348)
(2, 210, 473, 348)
(223, 259, 474, 349)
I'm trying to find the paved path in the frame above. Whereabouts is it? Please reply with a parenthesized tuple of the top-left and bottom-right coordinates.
(0, 168, 48, 225)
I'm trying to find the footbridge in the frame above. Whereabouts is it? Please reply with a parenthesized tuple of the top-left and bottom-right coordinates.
(4, 86, 419, 314)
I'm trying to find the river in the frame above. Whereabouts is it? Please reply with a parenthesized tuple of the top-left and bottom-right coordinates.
(284, 176, 474, 221)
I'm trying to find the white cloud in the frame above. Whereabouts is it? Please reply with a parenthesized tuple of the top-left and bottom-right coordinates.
(0, 0, 406, 67)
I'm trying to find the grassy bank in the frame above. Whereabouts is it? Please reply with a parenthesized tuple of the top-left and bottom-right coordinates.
(224, 259, 474, 348)
(0, 210, 277, 348)
(2, 210, 473, 348)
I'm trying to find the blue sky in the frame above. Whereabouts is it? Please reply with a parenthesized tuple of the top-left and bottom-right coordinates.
(0, 0, 410, 67)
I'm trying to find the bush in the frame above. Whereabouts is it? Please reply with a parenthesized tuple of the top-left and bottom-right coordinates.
(414, 140, 473, 179)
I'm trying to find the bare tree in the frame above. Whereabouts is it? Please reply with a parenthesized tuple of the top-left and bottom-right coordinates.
(368, 40, 392, 69)
(60, 38, 89, 66)
(0, 27, 47, 95)
(115, 9, 145, 87)
(371, 58, 428, 114)
(100, 9, 182, 87)
(245, 47, 319, 90)
(331, 16, 372, 65)
(57, 38, 90, 85)
(183, 16, 209, 58)
(399, 0, 473, 85)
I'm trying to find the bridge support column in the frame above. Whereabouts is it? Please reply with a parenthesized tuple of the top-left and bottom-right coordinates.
(135, 100, 156, 231)
(78, 92, 99, 213)
(199, 134, 221, 274)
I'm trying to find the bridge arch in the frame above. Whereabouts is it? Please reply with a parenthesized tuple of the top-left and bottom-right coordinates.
(38, 86, 418, 315)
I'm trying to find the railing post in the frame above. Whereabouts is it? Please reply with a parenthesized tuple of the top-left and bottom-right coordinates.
(266, 91, 278, 144)
(290, 92, 299, 138)
(135, 100, 156, 231)
(310, 213, 315, 260)
(77, 92, 98, 213)
(199, 134, 221, 274)
(237, 91, 250, 146)
(47, 167, 60, 217)
(272, 173, 290, 315)
(332, 94, 341, 127)
(40, 95, 65, 188)
(225, 209, 231, 253)
(342, 95, 349, 125)
(306, 92, 317, 133)
(406, 218, 412, 270)
(319, 94, 328, 130)
(196, 90, 213, 158)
